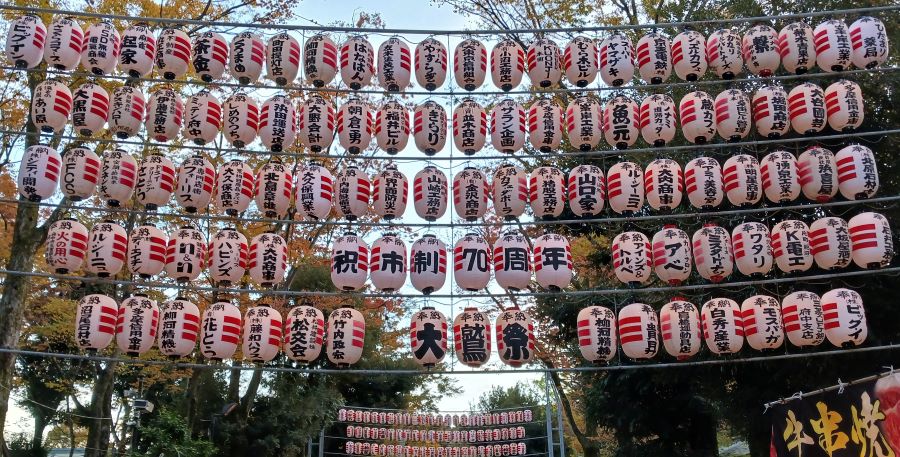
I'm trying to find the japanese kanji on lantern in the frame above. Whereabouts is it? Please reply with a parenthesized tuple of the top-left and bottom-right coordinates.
(98, 148, 137, 207)
(527, 98, 562, 152)
(71, 82, 109, 136)
(298, 95, 335, 152)
(495, 307, 534, 367)
(214, 159, 254, 216)
(182, 91, 221, 145)
(412, 101, 447, 155)
(612, 231, 651, 285)
(752, 85, 789, 139)
(293, 161, 333, 220)
(208, 227, 248, 286)
(327, 307, 366, 367)
(192, 31, 229, 82)
(5, 15, 45, 69)
(45, 16, 82, 71)
(332, 232, 369, 291)
(679, 90, 716, 144)
(692, 223, 734, 283)
(760, 151, 801, 204)
(567, 164, 605, 217)
(602, 95, 639, 149)
(490, 98, 526, 153)
(243, 304, 283, 363)
(335, 165, 370, 220)
(814, 19, 852, 72)
(788, 82, 826, 135)
(165, 226, 206, 282)
(639, 94, 676, 147)
(565, 96, 602, 151)
(45, 218, 87, 274)
(223, 92, 259, 148)
(706, 28, 742, 79)
(175, 155, 214, 213)
(835, 145, 879, 200)
(529, 166, 565, 219)
(118, 23, 154, 78)
(259, 94, 297, 152)
(230, 31, 265, 84)
(743, 24, 780, 76)
(31, 79, 71, 134)
(370, 234, 407, 292)
(636, 31, 671, 84)
(338, 98, 373, 154)
(684, 157, 723, 209)
(75, 294, 118, 351)
(700, 298, 744, 355)
(491, 39, 524, 92)
(821, 288, 867, 347)
(533, 234, 572, 291)
(377, 37, 411, 92)
(797, 147, 837, 202)
(848, 212, 893, 269)
(116, 294, 159, 357)
(714, 89, 750, 141)
(158, 298, 200, 358)
(266, 31, 301, 86)
(145, 87, 183, 142)
(410, 235, 447, 295)
(453, 167, 489, 221)
(777, 21, 816, 75)
(134, 153, 176, 211)
(454, 38, 488, 91)
(17, 144, 60, 202)
(741, 295, 784, 351)
(771, 220, 813, 274)
(453, 99, 487, 155)
(781, 291, 825, 348)
(81, 20, 119, 75)
(563, 36, 598, 87)
(849, 16, 889, 69)
(108, 85, 145, 139)
(493, 231, 531, 291)
(248, 232, 288, 288)
(200, 300, 242, 361)
(652, 225, 692, 285)
(410, 307, 448, 368)
(304, 33, 338, 87)
(576, 306, 617, 363)
(723, 154, 762, 207)
(340, 35, 375, 89)
(644, 158, 683, 211)
(526, 38, 561, 87)
(127, 224, 167, 279)
(371, 164, 407, 220)
(375, 100, 410, 154)
(660, 299, 701, 360)
(84, 220, 127, 277)
(599, 32, 634, 87)
(607, 161, 644, 215)
(809, 216, 852, 270)
(453, 233, 491, 292)
(413, 166, 448, 221)
(732, 222, 773, 277)
(284, 305, 325, 364)
(254, 159, 293, 219)
(156, 27, 191, 80)
(824, 80, 864, 131)
(415, 37, 447, 91)
(454, 307, 491, 367)
(618, 303, 659, 360)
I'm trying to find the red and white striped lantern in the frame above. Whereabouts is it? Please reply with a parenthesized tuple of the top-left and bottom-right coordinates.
(714, 89, 751, 141)
(742, 25, 779, 76)
(490, 39, 525, 92)
(266, 32, 300, 86)
(494, 232, 531, 291)
(331, 232, 369, 291)
(116, 294, 159, 356)
(706, 28, 743, 79)
(660, 299, 701, 360)
(644, 158, 683, 211)
(182, 91, 221, 145)
(335, 165, 370, 221)
(563, 36, 598, 87)
(71, 82, 109, 136)
(134, 154, 176, 210)
(375, 100, 410, 154)
(824, 80, 864, 132)
(771, 220, 813, 273)
(741, 295, 784, 351)
(254, 159, 293, 219)
(732, 222, 773, 277)
(410, 308, 448, 367)
(31, 79, 71, 134)
(789, 82, 826, 134)
(164, 226, 206, 282)
(45, 218, 87, 274)
(242, 304, 283, 362)
(489, 99, 526, 153)
(327, 307, 366, 367)
(495, 307, 535, 367)
(612, 231, 652, 285)
(639, 94, 677, 147)
(684, 157, 723, 209)
(777, 22, 816, 74)
(671, 30, 706, 81)
(849, 16, 889, 69)
(44, 16, 82, 71)
(453, 167, 489, 221)
(835, 145, 878, 200)
(304, 34, 338, 87)
(370, 234, 407, 292)
(576, 306, 616, 363)
(372, 164, 407, 220)
(158, 298, 200, 358)
(701, 298, 744, 354)
(692, 224, 734, 283)
(200, 301, 241, 360)
(636, 32, 671, 84)
(526, 39, 561, 88)
(258, 94, 297, 152)
(821, 288, 867, 347)
(798, 145, 838, 202)
(567, 164, 605, 217)
(80, 20, 119, 75)
(338, 98, 373, 154)
(454, 233, 491, 291)
(108, 86, 145, 139)
(294, 161, 333, 220)
(651, 226, 692, 285)
(454, 307, 492, 367)
(602, 95, 639, 149)
(848, 212, 893, 269)
(453, 99, 487, 155)
(75, 294, 117, 351)
(529, 166, 565, 218)
(598, 33, 634, 86)
(215, 159, 254, 216)
(208, 228, 248, 286)
(565, 96, 602, 151)
(284, 305, 325, 364)
(410, 235, 447, 294)
(119, 23, 155, 78)
(155, 28, 191, 80)
(413, 101, 447, 155)
(679, 91, 716, 144)
(809, 217, 851, 270)
(229, 31, 265, 84)
(618, 303, 660, 360)
(814, 20, 852, 72)
(760, 151, 801, 203)
(175, 155, 214, 213)
(145, 88, 183, 142)
(222, 92, 258, 148)
(781, 291, 825, 348)
(607, 161, 644, 215)
(527, 98, 563, 152)
(127, 224, 167, 278)
(192, 31, 228, 82)
(17, 145, 59, 202)
(752, 85, 790, 139)
(413, 166, 448, 221)
(98, 149, 136, 207)
(248, 232, 288, 288)
(533, 234, 572, 290)
(723, 154, 762, 207)
(84, 221, 127, 277)
(298, 95, 335, 152)
(414, 37, 448, 90)
(378, 37, 411, 92)
(340, 35, 375, 90)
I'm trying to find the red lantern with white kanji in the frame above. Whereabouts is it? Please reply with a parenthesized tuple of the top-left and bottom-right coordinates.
(612, 231, 652, 285)
(752, 85, 790, 139)
(454, 38, 487, 91)
(81, 20, 119, 75)
(338, 98, 373, 154)
(781, 291, 825, 347)
(652, 226, 692, 285)
(849, 16, 889, 69)
(200, 301, 241, 360)
(723, 154, 762, 207)
(215, 159, 254, 216)
(771, 220, 813, 273)
(375, 100, 410, 154)
(602, 95, 639, 149)
(732, 222, 773, 277)
(533, 234, 572, 291)
(98, 149, 136, 207)
(453, 167, 489, 221)
(706, 28, 743, 79)
(340, 35, 375, 90)
(5, 15, 45, 69)
(414, 101, 447, 155)
(410, 235, 447, 295)
(493, 232, 531, 291)
(777, 22, 816, 74)
(175, 155, 214, 213)
(563, 36, 598, 87)
(700, 298, 744, 354)
(118, 23, 154, 78)
(116, 294, 158, 356)
(229, 31, 264, 84)
(645, 158, 683, 211)
(192, 31, 228, 82)
(75, 294, 117, 351)
(607, 161, 644, 215)
(529, 166, 565, 218)
(741, 295, 784, 351)
(304, 34, 338, 87)
(370, 234, 407, 292)
(526, 39, 561, 88)
(824, 80, 864, 132)
(248, 232, 288, 287)
(208, 228, 247, 286)
(639, 94, 676, 147)
(715, 89, 751, 141)
(46, 218, 87, 274)
(284, 305, 325, 363)
(243, 304, 283, 362)
(298, 95, 335, 152)
(18, 144, 59, 202)
(31, 79, 71, 134)
(378, 37, 411, 92)
(692, 224, 734, 283)
(293, 161, 333, 220)
(155, 28, 191, 80)
(145, 88, 183, 142)
(454, 308, 491, 367)
(836, 145, 878, 201)
(789, 82, 826, 135)
(84, 221, 127, 277)
(821, 288, 867, 347)
(413, 166, 448, 221)
(565, 96, 602, 151)
(415, 37, 447, 91)
(454, 233, 491, 291)
(761, 151, 801, 203)
(636, 32, 671, 84)
(127, 224, 166, 278)
(576, 306, 616, 363)
(165, 226, 206, 282)
(158, 298, 200, 358)
(567, 164, 604, 217)
(182, 91, 221, 145)
(672, 30, 706, 81)
(490, 39, 525, 91)
(848, 212, 893, 269)
(679, 91, 716, 144)
(809, 217, 851, 270)
(44, 16, 82, 71)
(327, 307, 366, 367)
(71, 82, 109, 136)
(267, 32, 300, 86)
(254, 160, 293, 219)
(618, 303, 659, 360)
(222, 92, 258, 148)
(331, 232, 369, 291)
(134, 154, 176, 210)
(372, 164, 407, 220)
(814, 20, 852, 72)
(492, 164, 528, 219)
(453, 99, 487, 155)
(258, 94, 297, 152)
(335, 165, 370, 220)
(598, 33, 634, 86)
(495, 307, 535, 367)
(684, 157, 723, 209)
(742, 25, 779, 76)
(410, 308, 448, 367)
(527, 98, 562, 152)
(660, 299, 701, 360)
(108, 86, 145, 139)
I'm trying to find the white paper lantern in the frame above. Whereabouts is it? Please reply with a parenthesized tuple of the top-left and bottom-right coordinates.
(80, 20, 119, 75)
(742, 25, 780, 76)
(528, 166, 565, 218)
(208, 227, 248, 286)
(200, 301, 241, 360)
(71, 82, 109, 136)
(254, 159, 293, 219)
(410, 235, 447, 294)
(638, 94, 676, 147)
(598, 33, 634, 86)
(618, 303, 660, 360)
(45, 218, 87, 274)
(453, 167, 489, 221)
(741, 295, 784, 351)
(292, 161, 332, 220)
(760, 151, 801, 203)
(777, 22, 816, 74)
(377, 37, 411, 92)
(752, 85, 790, 139)
(679, 91, 716, 144)
(243, 304, 283, 362)
(370, 234, 407, 292)
(375, 100, 410, 154)
(98, 149, 137, 207)
(340, 35, 375, 90)
(635, 32, 671, 84)
(338, 98, 373, 154)
(788, 82, 826, 134)
(75, 294, 117, 351)
(413, 166, 448, 221)
(31, 79, 72, 134)
(660, 299, 701, 360)
(644, 158, 683, 211)
(118, 23, 156, 79)
(304, 33, 338, 87)
(107, 86, 145, 139)
(84, 221, 127, 277)
(692, 224, 734, 283)
(602, 95, 639, 149)
(848, 212, 893, 269)
(684, 157, 723, 209)
(700, 298, 744, 354)
(563, 36, 598, 87)
(145, 88, 183, 142)
(651, 226, 692, 285)
(731, 222, 773, 277)
(331, 232, 369, 291)
(182, 91, 221, 145)
(335, 165, 370, 221)
(284, 305, 325, 363)
(714, 89, 751, 141)
(823, 80, 864, 132)
(415, 37, 448, 90)
(164, 226, 206, 282)
(706, 28, 743, 79)
(533, 234, 572, 290)
(524, 39, 560, 88)
(493, 232, 531, 291)
(612, 231, 652, 285)
(134, 154, 176, 210)
(44, 16, 82, 71)
(781, 291, 825, 348)
(18, 144, 60, 202)
(723, 154, 762, 207)
(326, 307, 366, 366)
(453, 233, 491, 291)
(158, 298, 201, 358)
(230, 31, 265, 84)
(814, 20, 852, 72)
(809, 217, 851, 270)
(410, 307, 448, 367)
(454, 307, 491, 367)
(527, 98, 563, 152)
(266, 32, 300, 86)
(116, 294, 159, 356)
(214, 159, 254, 216)
(452, 99, 487, 155)
(771, 220, 813, 273)
(372, 164, 407, 220)
(192, 31, 228, 82)
(495, 307, 535, 367)
(258, 94, 297, 152)
(671, 30, 707, 81)
(248, 232, 288, 288)
(821, 288, 867, 347)
(155, 28, 191, 80)
(567, 164, 604, 217)
(490, 39, 525, 91)
(222, 92, 259, 148)
(174, 155, 214, 213)
(607, 161, 643, 215)
(836, 145, 879, 200)
(413, 101, 447, 155)
(576, 306, 616, 363)
(565, 96, 602, 151)
(298, 95, 335, 152)
(849, 16, 889, 69)
(127, 224, 167, 278)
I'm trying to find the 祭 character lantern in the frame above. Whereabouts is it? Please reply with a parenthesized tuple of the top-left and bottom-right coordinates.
(692, 224, 734, 283)
(208, 227, 248, 286)
(533, 234, 572, 291)
(809, 217, 851, 270)
(567, 164, 605, 218)
(639, 94, 677, 147)
(777, 22, 816, 74)
(410, 235, 447, 294)
(200, 301, 241, 360)
(454, 38, 488, 91)
(80, 20, 119, 75)
(192, 31, 229, 82)
(684, 157, 724, 209)
(679, 91, 716, 144)
(340, 35, 375, 90)
(618, 303, 660, 360)
(660, 299, 701, 360)
(848, 212, 893, 269)
(413, 101, 447, 155)
(222, 92, 258, 148)
(562, 36, 598, 87)
(752, 85, 790, 139)
(331, 232, 369, 291)
(602, 95, 639, 149)
(741, 295, 784, 351)
(598, 32, 634, 86)
(338, 98, 373, 154)
(526, 38, 561, 88)
(284, 305, 325, 363)
(174, 155, 214, 213)
(824, 80, 864, 132)
(254, 159, 293, 219)
(835, 145, 878, 200)
(370, 234, 407, 292)
(700, 298, 744, 354)
(529, 166, 566, 219)
(145, 88, 183, 142)
(17, 145, 60, 202)
(644, 158, 683, 211)
(378, 37, 411, 92)
(243, 304, 283, 363)
(182, 91, 221, 145)
(731, 222, 773, 277)
(214, 159, 254, 216)
(304, 33, 338, 87)
(158, 298, 201, 358)
(258, 94, 297, 152)
(636, 31, 671, 84)
(671, 30, 707, 81)
(71, 82, 109, 137)
(45, 218, 88, 274)
(44, 16, 82, 71)
(493, 231, 531, 291)
(229, 31, 265, 84)
(820, 288, 867, 347)
(723, 154, 762, 207)
(294, 162, 334, 220)
(814, 19, 852, 72)
(527, 98, 563, 152)
(248, 232, 288, 287)
(84, 221, 127, 277)
(116, 294, 159, 356)
(127, 224, 167, 278)
(651, 226, 692, 285)
(98, 149, 137, 207)
(326, 307, 366, 367)
(781, 291, 825, 347)
(714, 89, 751, 142)
(454, 308, 491, 367)
(335, 165, 371, 221)
(788, 82, 826, 135)
(164, 226, 206, 282)
(375, 100, 410, 154)
(849, 16, 889, 69)
(134, 153, 176, 210)
(413, 166, 448, 221)
(108, 86, 145, 139)
(266, 32, 301, 86)
(155, 28, 191, 80)
(771, 220, 813, 274)
(453, 233, 491, 291)
(31, 79, 72, 134)
(742, 25, 780, 76)
(495, 307, 535, 367)
(75, 294, 118, 351)
(706, 28, 743, 79)
(576, 306, 617, 363)
(453, 167, 489, 221)
(565, 96, 602, 152)
(298, 95, 335, 152)
(611, 231, 652, 285)
(415, 37, 448, 91)
(453, 99, 487, 155)
(410, 307, 448, 367)
(490, 39, 525, 91)
(372, 164, 408, 220)
(607, 161, 644, 215)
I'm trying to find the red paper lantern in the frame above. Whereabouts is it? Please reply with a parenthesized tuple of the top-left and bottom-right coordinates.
(848, 212, 893, 269)
(602, 95, 639, 149)
(158, 298, 200, 358)
(821, 288, 867, 347)
(84, 221, 127, 277)
(809, 217, 851, 270)
(375, 100, 410, 154)
(835, 145, 878, 200)
(298, 95, 335, 152)
(327, 307, 366, 366)
(80, 20, 119, 75)
(714, 89, 751, 141)
(636, 31, 671, 84)
(116, 294, 159, 356)
(491, 39, 525, 91)
(200, 301, 241, 360)
(576, 306, 616, 363)
(44, 17, 82, 71)
(191, 31, 228, 82)
(824, 80, 864, 132)
(760, 151, 801, 203)
(788, 82, 826, 135)
(741, 295, 784, 351)
(567, 164, 605, 217)
(612, 231, 652, 285)
(284, 305, 325, 363)
(331, 232, 369, 291)
(684, 157, 723, 209)
(679, 91, 716, 144)
(415, 37, 447, 91)
(127, 224, 167, 278)
(639, 94, 677, 147)
(378, 37, 411, 92)
(660, 299, 701, 360)
(243, 304, 283, 362)
(295, 161, 334, 220)
(797, 147, 837, 202)
(742, 25, 780, 76)
(607, 161, 643, 215)
(174, 155, 214, 213)
(254, 159, 293, 219)
(453, 167, 489, 221)
(223, 92, 258, 148)
(17, 144, 60, 202)
(644, 158, 683, 211)
(598, 33, 634, 86)
(781, 291, 825, 348)
(370, 234, 407, 292)
(338, 98, 373, 154)
(495, 307, 535, 367)
(31, 79, 72, 134)
(266, 32, 300, 86)
(75, 294, 117, 351)
(493, 231, 531, 291)
(731, 222, 773, 277)
(777, 22, 816, 74)
(71, 82, 109, 136)
(145, 88, 183, 142)
(454, 307, 491, 367)
(118, 23, 155, 78)
(453, 233, 491, 291)
(410, 307, 448, 367)
(814, 20, 852, 72)
(692, 224, 734, 283)
(723, 154, 762, 207)
(527, 98, 563, 152)
(651, 226, 692, 285)
(248, 232, 288, 288)
(849, 16, 889, 69)
(452, 99, 487, 155)
(533, 234, 572, 290)
(752, 85, 790, 139)
(565, 96, 602, 151)
(706, 28, 742, 79)
(304, 34, 338, 87)
(259, 94, 298, 152)
(45, 218, 88, 274)
(229, 31, 265, 84)
(700, 298, 744, 354)
(164, 226, 206, 282)
(208, 227, 248, 286)
(340, 35, 375, 89)
(372, 164, 407, 220)
(618, 303, 660, 360)
(526, 39, 561, 88)
(413, 166, 448, 221)
(414, 101, 447, 155)
(155, 28, 191, 80)
(215, 159, 254, 216)
(134, 153, 176, 210)
(671, 30, 706, 81)
(563, 36, 598, 87)
(529, 166, 565, 218)
(108, 85, 145, 139)
(410, 235, 447, 294)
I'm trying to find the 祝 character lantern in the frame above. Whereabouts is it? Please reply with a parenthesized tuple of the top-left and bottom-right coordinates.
(452, 167, 490, 221)
(824, 80, 864, 131)
(158, 298, 201, 358)
(375, 100, 410, 154)
(490, 99, 526, 153)
(706, 28, 743, 79)
(618, 303, 660, 360)
(258, 94, 298, 152)
(849, 16, 889, 69)
(370, 234, 407, 292)
(229, 31, 265, 84)
(223, 92, 259, 148)
(777, 22, 816, 74)
(415, 37, 448, 90)
(491, 39, 525, 91)
(660, 299, 701, 360)
(639, 94, 677, 147)
(565, 96, 603, 151)
(134, 153, 176, 210)
(493, 232, 531, 291)
(80, 20, 119, 75)
(145, 88, 183, 142)
(495, 307, 535, 367)
(214, 159, 254, 216)
(414, 101, 447, 155)
(454, 233, 491, 291)
(31, 79, 72, 134)
(723, 154, 762, 207)
(492, 164, 529, 219)
(752, 85, 790, 139)
(835, 145, 879, 201)
(848, 212, 893, 269)
(372, 164, 408, 220)
(182, 91, 221, 145)
(602, 95, 639, 149)
(612, 231, 652, 285)
(781, 291, 825, 347)
(692, 224, 734, 283)
(598, 33, 634, 86)
(155, 28, 191, 80)
(331, 232, 369, 291)
(651, 226, 692, 285)
(563, 36, 598, 87)
(254, 160, 293, 219)
(410, 307, 448, 367)
(714, 89, 751, 142)
(116, 294, 159, 356)
(266, 32, 301, 86)
(567, 164, 605, 217)
(814, 20, 852, 72)
(741, 295, 784, 351)
(304, 34, 338, 87)
(175, 155, 215, 213)
(377, 37, 412, 92)
(797, 147, 837, 202)
(526, 39, 562, 87)
(527, 98, 563, 152)
(200, 301, 241, 360)
(338, 98, 373, 154)
(71, 82, 109, 137)
(44, 17, 82, 71)
(533, 234, 572, 291)
(284, 305, 325, 363)
(809, 217, 851, 270)
(453, 99, 487, 155)
(644, 158, 683, 211)
(679, 91, 716, 144)
(607, 161, 644, 215)
(742, 25, 780, 76)
(75, 294, 118, 351)
(164, 226, 206, 282)
(454, 308, 491, 367)
(760, 151, 801, 203)
(671, 30, 707, 81)
(208, 228, 248, 286)
(771, 220, 813, 274)
(731, 222, 773, 277)
(529, 166, 566, 219)
(820, 288, 867, 347)
(45, 218, 88, 274)
(700, 298, 744, 354)
(17, 145, 60, 202)
(454, 38, 488, 91)
(127, 224, 167, 278)
(248, 232, 288, 288)
(243, 304, 283, 363)
(108, 86, 146, 139)
(340, 35, 375, 90)
(635, 31, 671, 84)
(788, 82, 826, 135)
(410, 235, 447, 295)
(413, 166, 448, 221)
(684, 157, 724, 209)
(327, 307, 366, 367)
(191, 31, 228, 82)
(576, 306, 617, 363)
(84, 221, 127, 277)
(335, 165, 371, 221)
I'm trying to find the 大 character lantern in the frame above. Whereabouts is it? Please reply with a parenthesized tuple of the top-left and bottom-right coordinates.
(410, 307, 448, 367)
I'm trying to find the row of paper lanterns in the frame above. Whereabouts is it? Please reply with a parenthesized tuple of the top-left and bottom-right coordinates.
(28, 79, 866, 153)
(345, 442, 526, 457)
(346, 426, 527, 442)
(7, 15, 889, 89)
(338, 409, 533, 427)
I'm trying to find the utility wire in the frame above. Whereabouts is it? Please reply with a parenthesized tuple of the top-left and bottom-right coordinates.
(762, 366, 897, 410)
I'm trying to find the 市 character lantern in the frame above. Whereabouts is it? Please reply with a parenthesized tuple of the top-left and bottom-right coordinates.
(692, 223, 734, 283)
(565, 96, 602, 151)
(644, 158, 683, 211)
(636, 31, 671, 84)
(781, 291, 825, 348)
(338, 98, 373, 154)
(372, 164, 407, 220)
(378, 37, 411, 92)
(576, 306, 616, 363)
(17, 145, 60, 202)
(71, 82, 109, 137)
(849, 17, 889, 69)
(820, 288, 867, 347)
(495, 307, 535, 367)
(660, 299, 701, 360)
(684, 157, 724, 209)
(192, 31, 228, 82)
(563, 36, 598, 87)
(229, 31, 265, 84)
(158, 298, 201, 358)
(814, 20, 852, 72)
(84, 221, 127, 277)
(824, 80, 864, 132)
(164, 226, 206, 282)
(331, 232, 369, 291)
(81, 20, 119, 75)
(155, 28, 191, 80)
(413, 166, 448, 221)
(679, 91, 716, 144)
(672, 30, 707, 81)
(108, 86, 145, 139)
(98, 148, 137, 207)
(375, 100, 410, 154)
(651, 226, 692, 285)
(455, 38, 487, 91)
(454, 308, 491, 367)
(567, 164, 605, 217)
(200, 301, 241, 360)
(742, 24, 780, 76)
(741, 295, 784, 351)
(120, 23, 156, 78)
(266, 32, 301, 86)
(533, 234, 572, 291)
(491, 39, 525, 91)
(254, 159, 293, 219)
(452, 167, 489, 221)
(527, 98, 562, 152)
(414, 101, 447, 155)
(370, 234, 407, 292)
(700, 298, 744, 354)
(835, 145, 878, 201)
(798, 147, 837, 202)
(215, 159, 254, 216)
(789, 82, 826, 135)
(248, 232, 288, 288)
(44, 17, 82, 71)
(599, 32, 634, 86)
(45, 218, 88, 274)
(208, 228, 248, 286)
(848, 212, 893, 269)
(326, 307, 366, 367)
(284, 305, 325, 364)
(127, 224, 167, 278)
(454, 233, 491, 291)
(75, 294, 118, 351)
(410, 235, 447, 295)
(493, 231, 531, 291)
(145, 88, 183, 142)
(304, 34, 338, 87)
(639, 94, 676, 147)
(258, 94, 298, 153)
(529, 166, 565, 219)
(612, 231, 652, 285)
(340, 35, 375, 90)
(752, 85, 790, 139)
(31, 79, 72, 134)
(760, 151, 801, 203)
(415, 37, 447, 90)
(809, 217, 851, 270)
(134, 153, 176, 210)
(453, 99, 487, 155)
(410, 307, 448, 367)
(242, 304, 283, 363)
(116, 294, 159, 356)
(778, 22, 816, 74)
(618, 303, 660, 360)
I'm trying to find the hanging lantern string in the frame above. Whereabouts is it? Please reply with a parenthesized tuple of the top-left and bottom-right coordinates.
(761, 366, 897, 411)
(336, 405, 542, 413)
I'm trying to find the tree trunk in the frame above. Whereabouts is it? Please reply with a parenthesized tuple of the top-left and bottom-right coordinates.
(83, 356, 118, 457)
(30, 408, 50, 457)
(185, 353, 208, 436)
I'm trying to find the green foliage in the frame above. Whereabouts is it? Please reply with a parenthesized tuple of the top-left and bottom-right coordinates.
(137, 407, 218, 457)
